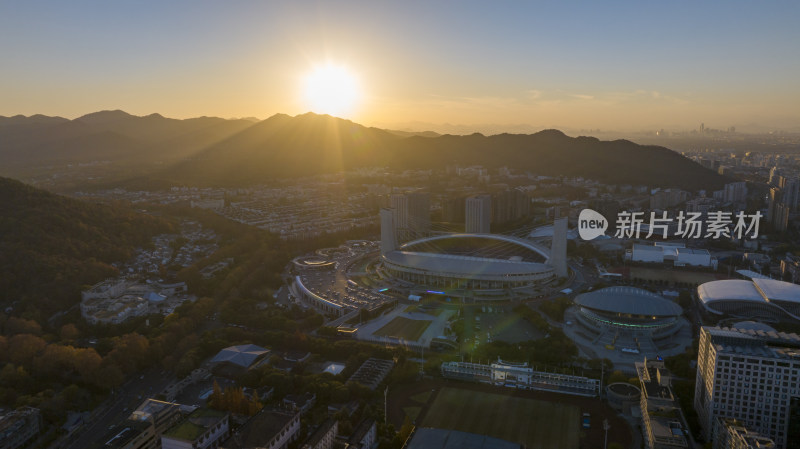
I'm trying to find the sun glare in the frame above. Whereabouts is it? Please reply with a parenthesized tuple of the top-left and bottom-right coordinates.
(303, 64, 359, 117)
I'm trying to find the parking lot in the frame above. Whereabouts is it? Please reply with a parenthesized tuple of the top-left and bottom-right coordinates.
(292, 241, 395, 312)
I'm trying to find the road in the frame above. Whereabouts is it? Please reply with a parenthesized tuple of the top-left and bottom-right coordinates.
(56, 367, 176, 449)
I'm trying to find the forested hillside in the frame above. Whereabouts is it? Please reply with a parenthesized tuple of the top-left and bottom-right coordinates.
(0, 177, 173, 315)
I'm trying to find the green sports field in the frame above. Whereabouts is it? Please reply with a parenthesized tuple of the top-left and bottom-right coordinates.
(423, 387, 580, 449)
(374, 316, 431, 341)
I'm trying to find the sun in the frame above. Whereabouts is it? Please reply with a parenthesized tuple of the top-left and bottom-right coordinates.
(303, 64, 359, 117)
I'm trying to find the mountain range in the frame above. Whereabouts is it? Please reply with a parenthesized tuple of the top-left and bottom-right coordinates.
(0, 111, 728, 190)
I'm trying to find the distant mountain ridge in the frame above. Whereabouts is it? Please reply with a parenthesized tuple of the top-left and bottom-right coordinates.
(0, 110, 254, 169)
(0, 111, 727, 190)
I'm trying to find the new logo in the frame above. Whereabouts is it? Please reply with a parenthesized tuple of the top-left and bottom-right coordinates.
(578, 209, 608, 240)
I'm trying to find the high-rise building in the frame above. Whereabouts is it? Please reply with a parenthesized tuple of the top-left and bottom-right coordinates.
(389, 192, 430, 240)
(465, 195, 491, 233)
(782, 177, 800, 212)
(406, 192, 431, 235)
(769, 167, 781, 186)
(773, 203, 790, 232)
(723, 182, 748, 205)
(768, 187, 790, 232)
(694, 326, 800, 448)
(491, 189, 531, 224)
(389, 194, 409, 230)
(650, 189, 689, 210)
(380, 208, 397, 256)
(549, 217, 568, 278)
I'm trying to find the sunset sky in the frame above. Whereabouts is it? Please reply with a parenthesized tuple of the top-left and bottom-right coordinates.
(2, 1, 799, 132)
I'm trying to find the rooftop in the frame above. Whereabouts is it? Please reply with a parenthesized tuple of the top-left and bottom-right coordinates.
(348, 359, 394, 390)
(348, 418, 376, 445)
(163, 408, 226, 442)
(698, 278, 800, 305)
(383, 251, 552, 277)
(221, 409, 297, 449)
(400, 234, 548, 263)
(210, 344, 270, 368)
(704, 326, 800, 360)
(303, 418, 336, 447)
(753, 278, 800, 303)
(697, 280, 766, 303)
(575, 287, 682, 317)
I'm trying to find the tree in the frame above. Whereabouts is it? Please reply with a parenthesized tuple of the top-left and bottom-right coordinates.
(91, 364, 124, 390)
(607, 370, 628, 385)
(3, 317, 42, 336)
(74, 348, 103, 384)
(6, 334, 46, 366)
(210, 379, 223, 408)
(59, 324, 81, 342)
(106, 333, 150, 373)
(399, 415, 414, 441)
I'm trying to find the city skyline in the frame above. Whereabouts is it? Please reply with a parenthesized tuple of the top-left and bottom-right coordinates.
(1, 1, 799, 132)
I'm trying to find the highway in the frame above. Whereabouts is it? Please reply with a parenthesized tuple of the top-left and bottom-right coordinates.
(55, 367, 175, 449)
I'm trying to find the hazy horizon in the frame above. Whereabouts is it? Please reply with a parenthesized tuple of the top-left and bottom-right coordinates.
(2, 1, 799, 132)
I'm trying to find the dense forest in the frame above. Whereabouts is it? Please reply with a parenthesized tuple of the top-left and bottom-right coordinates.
(0, 176, 173, 315)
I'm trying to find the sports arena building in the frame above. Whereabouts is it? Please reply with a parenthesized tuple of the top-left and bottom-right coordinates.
(574, 287, 684, 340)
(380, 234, 556, 292)
(376, 208, 568, 298)
(697, 278, 800, 322)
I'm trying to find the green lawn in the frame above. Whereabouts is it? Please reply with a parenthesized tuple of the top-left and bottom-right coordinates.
(374, 316, 432, 341)
(403, 406, 422, 422)
(410, 391, 432, 404)
(423, 387, 580, 449)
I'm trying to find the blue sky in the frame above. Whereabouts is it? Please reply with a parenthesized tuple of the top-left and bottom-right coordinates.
(1, 0, 798, 131)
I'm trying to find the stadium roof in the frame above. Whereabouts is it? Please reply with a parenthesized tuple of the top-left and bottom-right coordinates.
(735, 269, 770, 280)
(697, 279, 800, 305)
(399, 234, 549, 262)
(732, 321, 777, 333)
(697, 280, 766, 304)
(575, 287, 682, 317)
(384, 251, 552, 276)
(210, 344, 269, 368)
(753, 278, 800, 303)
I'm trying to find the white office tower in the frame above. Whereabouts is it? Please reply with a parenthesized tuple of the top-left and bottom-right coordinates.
(465, 195, 491, 233)
(380, 208, 397, 256)
(694, 326, 800, 448)
(549, 217, 568, 278)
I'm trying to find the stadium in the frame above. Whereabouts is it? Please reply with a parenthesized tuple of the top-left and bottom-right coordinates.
(697, 278, 800, 322)
(380, 234, 557, 292)
(573, 287, 684, 341)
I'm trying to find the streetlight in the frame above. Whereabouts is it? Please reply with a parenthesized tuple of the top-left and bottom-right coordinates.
(603, 419, 610, 449)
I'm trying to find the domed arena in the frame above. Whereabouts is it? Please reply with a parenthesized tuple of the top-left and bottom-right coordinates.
(574, 287, 683, 336)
